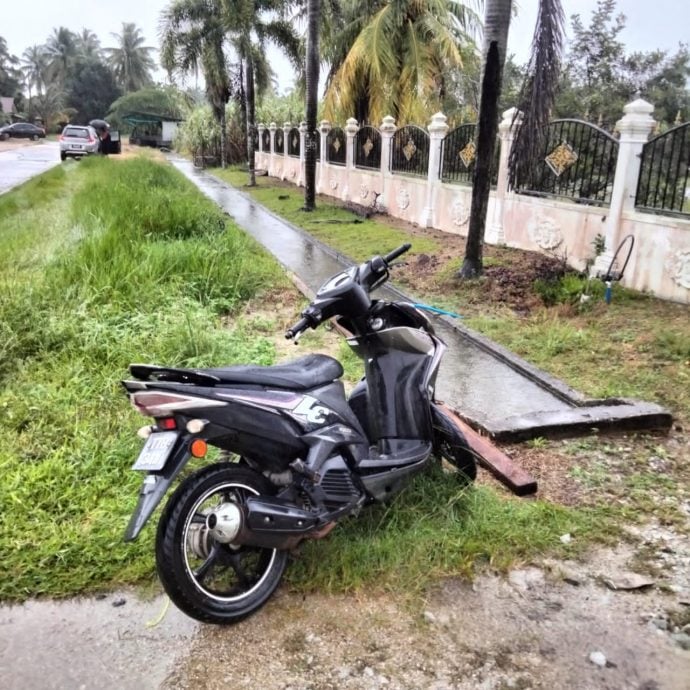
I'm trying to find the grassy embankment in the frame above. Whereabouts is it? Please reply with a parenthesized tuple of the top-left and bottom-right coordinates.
(0, 158, 617, 602)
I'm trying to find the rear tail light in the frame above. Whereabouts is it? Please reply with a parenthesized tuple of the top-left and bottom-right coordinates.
(129, 391, 226, 417)
(157, 417, 177, 430)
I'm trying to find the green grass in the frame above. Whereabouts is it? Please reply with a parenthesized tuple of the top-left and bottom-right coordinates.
(288, 466, 615, 594)
(0, 158, 629, 603)
(215, 167, 439, 262)
(0, 157, 286, 599)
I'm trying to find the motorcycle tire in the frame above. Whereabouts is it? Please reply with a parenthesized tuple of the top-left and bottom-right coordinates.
(431, 406, 477, 483)
(155, 463, 289, 624)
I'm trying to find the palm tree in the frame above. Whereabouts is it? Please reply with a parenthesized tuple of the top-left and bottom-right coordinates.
(222, 0, 302, 185)
(45, 27, 78, 85)
(32, 83, 68, 130)
(76, 29, 102, 60)
(161, 0, 232, 167)
(21, 45, 49, 100)
(303, 0, 321, 210)
(106, 23, 156, 93)
(458, 0, 564, 278)
(322, 0, 482, 125)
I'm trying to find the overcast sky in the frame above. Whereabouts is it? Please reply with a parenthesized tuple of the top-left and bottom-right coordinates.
(3, 0, 688, 93)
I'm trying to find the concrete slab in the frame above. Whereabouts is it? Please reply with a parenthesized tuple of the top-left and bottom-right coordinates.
(170, 159, 672, 441)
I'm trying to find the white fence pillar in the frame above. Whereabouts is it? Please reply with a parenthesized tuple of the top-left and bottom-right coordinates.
(298, 121, 307, 187)
(343, 117, 359, 202)
(268, 122, 277, 177)
(592, 98, 655, 276)
(380, 115, 397, 214)
(486, 107, 523, 244)
(421, 112, 449, 228)
(281, 122, 290, 180)
(317, 120, 331, 194)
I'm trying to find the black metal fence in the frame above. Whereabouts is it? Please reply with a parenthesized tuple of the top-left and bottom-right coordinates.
(288, 127, 300, 157)
(441, 124, 476, 183)
(252, 129, 259, 152)
(391, 125, 429, 177)
(515, 119, 619, 206)
(274, 128, 285, 155)
(261, 129, 270, 152)
(327, 127, 346, 165)
(635, 123, 690, 216)
(355, 126, 382, 170)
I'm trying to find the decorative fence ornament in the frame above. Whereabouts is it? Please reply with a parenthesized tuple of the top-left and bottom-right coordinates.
(528, 215, 563, 250)
(332, 137, 342, 153)
(403, 138, 417, 161)
(458, 141, 476, 168)
(545, 141, 578, 177)
(665, 249, 690, 289)
(355, 127, 382, 170)
(452, 198, 470, 226)
(516, 119, 618, 206)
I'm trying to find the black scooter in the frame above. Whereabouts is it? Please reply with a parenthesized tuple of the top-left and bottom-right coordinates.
(122, 243, 475, 624)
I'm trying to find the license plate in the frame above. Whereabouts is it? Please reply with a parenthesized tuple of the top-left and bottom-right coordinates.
(132, 431, 178, 471)
(70, 144, 83, 150)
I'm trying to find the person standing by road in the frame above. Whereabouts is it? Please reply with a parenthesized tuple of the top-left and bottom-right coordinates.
(98, 125, 111, 155)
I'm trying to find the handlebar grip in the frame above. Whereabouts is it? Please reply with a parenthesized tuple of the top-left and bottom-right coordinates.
(383, 243, 411, 264)
(285, 316, 311, 340)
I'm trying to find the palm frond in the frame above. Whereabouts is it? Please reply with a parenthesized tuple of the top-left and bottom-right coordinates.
(508, 0, 564, 189)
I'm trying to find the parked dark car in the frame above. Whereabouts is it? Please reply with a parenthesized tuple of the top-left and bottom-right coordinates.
(0, 122, 46, 141)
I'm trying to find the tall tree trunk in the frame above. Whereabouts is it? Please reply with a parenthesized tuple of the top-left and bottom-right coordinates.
(246, 53, 256, 187)
(220, 106, 227, 169)
(303, 0, 321, 212)
(459, 0, 512, 279)
(238, 60, 247, 162)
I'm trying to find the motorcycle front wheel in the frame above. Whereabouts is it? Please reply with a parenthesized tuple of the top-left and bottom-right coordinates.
(155, 463, 288, 624)
(431, 406, 477, 483)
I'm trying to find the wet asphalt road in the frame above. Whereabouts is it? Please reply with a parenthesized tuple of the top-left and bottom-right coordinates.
(0, 141, 60, 195)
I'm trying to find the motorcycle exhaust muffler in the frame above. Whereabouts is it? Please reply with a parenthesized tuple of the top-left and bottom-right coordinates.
(205, 496, 321, 550)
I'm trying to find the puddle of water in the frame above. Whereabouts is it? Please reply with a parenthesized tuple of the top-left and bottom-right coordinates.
(0, 590, 198, 690)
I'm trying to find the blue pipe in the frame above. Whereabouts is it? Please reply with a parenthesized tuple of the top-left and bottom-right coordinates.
(413, 303, 464, 319)
(604, 281, 613, 305)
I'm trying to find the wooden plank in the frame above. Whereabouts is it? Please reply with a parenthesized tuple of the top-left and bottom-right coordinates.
(436, 403, 538, 496)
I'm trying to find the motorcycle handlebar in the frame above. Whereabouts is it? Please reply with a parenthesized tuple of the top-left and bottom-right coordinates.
(285, 316, 312, 340)
(383, 243, 411, 265)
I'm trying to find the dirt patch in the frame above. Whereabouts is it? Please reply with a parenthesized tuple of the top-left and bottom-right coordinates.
(161, 539, 689, 690)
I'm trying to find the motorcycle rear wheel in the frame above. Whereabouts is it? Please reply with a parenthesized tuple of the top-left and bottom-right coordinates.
(155, 463, 288, 624)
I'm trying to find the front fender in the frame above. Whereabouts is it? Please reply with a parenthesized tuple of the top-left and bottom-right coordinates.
(124, 440, 191, 541)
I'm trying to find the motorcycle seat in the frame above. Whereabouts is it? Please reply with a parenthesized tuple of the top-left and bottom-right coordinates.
(130, 354, 344, 390)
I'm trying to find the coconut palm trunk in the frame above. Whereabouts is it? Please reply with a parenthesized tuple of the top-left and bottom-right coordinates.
(303, 0, 321, 212)
(459, 0, 564, 279)
(245, 53, 257, 187)
(459, 0, 512, 279)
